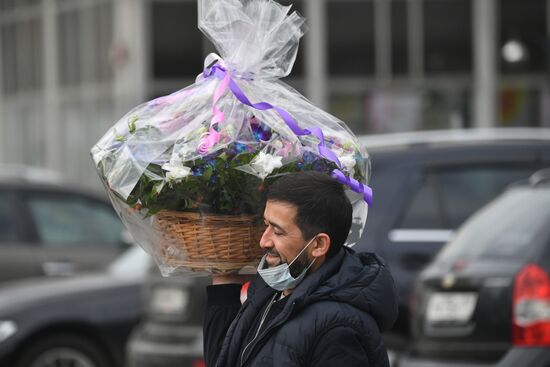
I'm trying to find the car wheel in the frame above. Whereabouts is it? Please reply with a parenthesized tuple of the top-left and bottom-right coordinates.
(15, 333, 112, 367)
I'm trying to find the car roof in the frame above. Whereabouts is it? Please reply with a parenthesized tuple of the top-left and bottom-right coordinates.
(0, 164, 108, 202)
(0, 164, 65, 185)
(358, 127, 550, 152)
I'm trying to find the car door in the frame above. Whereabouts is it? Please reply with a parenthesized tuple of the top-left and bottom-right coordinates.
(0, 188, 42, 283)
(20, 189, 129, 277)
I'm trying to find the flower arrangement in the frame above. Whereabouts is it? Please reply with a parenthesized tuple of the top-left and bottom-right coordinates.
(91, 0, 371, 276)
(98, 114, 359, 218)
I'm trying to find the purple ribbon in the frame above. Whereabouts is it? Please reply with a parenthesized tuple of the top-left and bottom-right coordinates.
(331, 170, 373, 205)
(203, 63, 373, 206)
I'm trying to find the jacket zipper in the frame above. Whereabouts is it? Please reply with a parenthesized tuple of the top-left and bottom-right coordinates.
(240, 292, 278, 366)
(240, 299, 296, 367)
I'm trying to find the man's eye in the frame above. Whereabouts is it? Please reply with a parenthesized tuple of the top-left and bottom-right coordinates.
(274, 231, 283, 236)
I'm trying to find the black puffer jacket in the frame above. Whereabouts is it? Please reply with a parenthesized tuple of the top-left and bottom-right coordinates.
(212, 248, 398, 367)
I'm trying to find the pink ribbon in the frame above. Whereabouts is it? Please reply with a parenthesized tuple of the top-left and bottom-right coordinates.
(197, 62, 231, 154)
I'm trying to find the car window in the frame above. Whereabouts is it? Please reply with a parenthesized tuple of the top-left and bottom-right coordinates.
(25, 193, 125, 247)
(399, 175, 447, 229)
(0, 191, 19, 243)
(435, 165, 538, 228)
(437, 187, 550, 261)
(398, 165, 539, 230)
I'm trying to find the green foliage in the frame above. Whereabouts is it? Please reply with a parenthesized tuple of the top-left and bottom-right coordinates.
(97, 122, 363, 216)
(117, 146, 340, 216)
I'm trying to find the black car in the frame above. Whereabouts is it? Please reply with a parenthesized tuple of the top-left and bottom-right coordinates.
(127, 128, 550, 366)
(402, 169, 550, 367)
(0, 164, 133, 283)
(0, 246, 149, 367)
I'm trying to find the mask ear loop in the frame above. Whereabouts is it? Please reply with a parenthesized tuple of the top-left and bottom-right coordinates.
(288, 235, 317, 268)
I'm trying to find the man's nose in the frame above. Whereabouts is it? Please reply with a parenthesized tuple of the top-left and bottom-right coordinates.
(259, 228, 273, 249)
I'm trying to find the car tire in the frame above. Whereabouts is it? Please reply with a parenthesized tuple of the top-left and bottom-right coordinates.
(15, 332, 112, 367)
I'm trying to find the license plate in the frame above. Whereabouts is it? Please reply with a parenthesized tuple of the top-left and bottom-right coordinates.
(150, 287, 188, 314)
(426, 292, 478, 323)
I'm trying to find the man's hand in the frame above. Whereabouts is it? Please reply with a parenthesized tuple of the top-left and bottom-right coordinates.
(212, 274, 252, 285)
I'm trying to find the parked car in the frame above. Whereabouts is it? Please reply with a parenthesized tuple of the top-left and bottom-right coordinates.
(401, 168, 550, 366)
(0, 164, 133, 283)
(0, 245, 150, 367)
(127, 128, 550, 366)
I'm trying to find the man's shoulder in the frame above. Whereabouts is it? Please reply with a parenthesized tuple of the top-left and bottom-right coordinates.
(292, 298, 381, 334)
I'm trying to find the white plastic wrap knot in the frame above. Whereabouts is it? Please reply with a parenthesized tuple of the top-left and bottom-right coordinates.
(198, 0, 307, 79)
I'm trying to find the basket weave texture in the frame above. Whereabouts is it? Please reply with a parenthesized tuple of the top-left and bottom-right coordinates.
(154, 210, 265, 273)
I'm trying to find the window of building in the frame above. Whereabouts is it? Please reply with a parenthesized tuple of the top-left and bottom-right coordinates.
(1, 18, 42, 94)
(1, 24, 16, 94)
(363, 87, 469, 134)
(328, 0, 375, 76)
(0, 0, 40, 12)
(151, 1, 203, 79)
(330, 93, 367, 134)
(57, 2, 113, 86)
(58, 9, 81, 86)
(424, 0, 472, 74)
(499, 87, 541, 127)
(391, 0, 408, 75)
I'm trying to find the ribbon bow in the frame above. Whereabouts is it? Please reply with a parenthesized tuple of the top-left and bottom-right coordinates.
(199, 54, 373, 206)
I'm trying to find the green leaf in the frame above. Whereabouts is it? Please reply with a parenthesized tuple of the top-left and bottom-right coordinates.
(203, 165, 213, 180)
(128, 116, 138, 134)
(152, 181, 165, 196)
(115, 135, 125, 142)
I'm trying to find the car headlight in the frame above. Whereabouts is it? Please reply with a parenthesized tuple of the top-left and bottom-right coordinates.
(150, 287, 189, 316)
(0, 321, 17, 344)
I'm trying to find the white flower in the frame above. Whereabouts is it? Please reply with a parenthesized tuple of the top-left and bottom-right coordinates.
(251, 152, 283, 179)
(162, 161, 192, 182)
(340, 155, 356, 174)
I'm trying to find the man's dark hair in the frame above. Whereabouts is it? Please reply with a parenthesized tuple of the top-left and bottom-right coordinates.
(266, 171, 352, 258)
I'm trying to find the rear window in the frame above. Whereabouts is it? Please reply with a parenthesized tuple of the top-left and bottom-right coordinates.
(437, 187, 550, 261)
(399, 165, 540, 229)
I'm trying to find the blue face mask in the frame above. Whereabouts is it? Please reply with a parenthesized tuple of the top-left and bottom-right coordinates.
(257, 236, 317, 291)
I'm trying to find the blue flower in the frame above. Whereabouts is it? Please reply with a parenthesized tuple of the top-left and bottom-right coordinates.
(250, 118, 272, 141)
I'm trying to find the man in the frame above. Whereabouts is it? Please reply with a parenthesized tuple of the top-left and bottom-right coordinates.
(204, 171, 398, 367)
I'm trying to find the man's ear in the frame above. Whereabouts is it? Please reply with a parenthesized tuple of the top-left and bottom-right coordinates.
(311, 233, 331, 257)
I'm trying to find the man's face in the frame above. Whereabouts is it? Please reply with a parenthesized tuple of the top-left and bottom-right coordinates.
(260, 200, 311, 270)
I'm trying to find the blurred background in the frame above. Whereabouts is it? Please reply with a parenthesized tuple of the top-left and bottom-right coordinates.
(1, 1, 550, 367)
(1, 0, 549, 190)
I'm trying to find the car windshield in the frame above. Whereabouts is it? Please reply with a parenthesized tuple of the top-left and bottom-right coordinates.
(437, 186, 550, 261)
(108, 246, 151, 278)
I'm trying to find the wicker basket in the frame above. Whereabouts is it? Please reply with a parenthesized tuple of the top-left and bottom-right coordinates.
(154, 210, 265, 273)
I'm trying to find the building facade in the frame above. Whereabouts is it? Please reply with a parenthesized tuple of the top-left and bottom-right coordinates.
(1, 0, 549, 189)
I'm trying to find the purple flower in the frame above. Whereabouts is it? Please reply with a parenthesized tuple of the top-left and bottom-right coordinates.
(250, 117, 272, 142)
